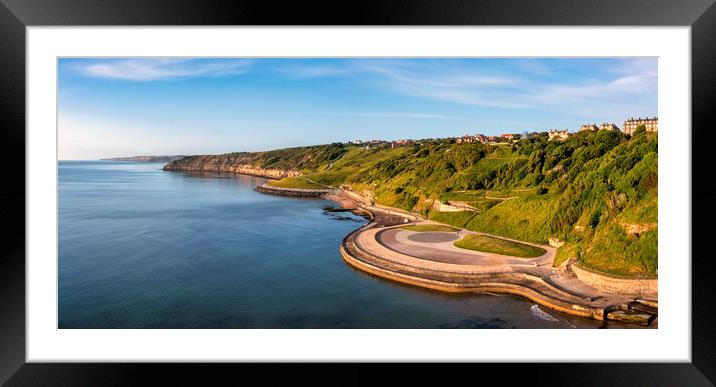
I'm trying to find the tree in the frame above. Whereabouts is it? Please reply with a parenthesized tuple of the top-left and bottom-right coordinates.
(632, 124, 647, 137)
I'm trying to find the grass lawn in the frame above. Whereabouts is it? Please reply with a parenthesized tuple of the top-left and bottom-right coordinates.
(454, 234, 546, 258)
(401, 224, 460, 232)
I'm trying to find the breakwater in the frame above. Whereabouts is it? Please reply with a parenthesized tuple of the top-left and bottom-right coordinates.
(254, 184, 337, 198)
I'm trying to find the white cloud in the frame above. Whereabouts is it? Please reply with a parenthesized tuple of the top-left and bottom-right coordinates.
(335, 111, 460, 120)
(362, 63, 517, 87)
(351, 59, 657, 114)
(532, 59, 657, 107)
(276, 64, 350, 79)
(358, 62, 529, 109)
(77, 58, 253, 81)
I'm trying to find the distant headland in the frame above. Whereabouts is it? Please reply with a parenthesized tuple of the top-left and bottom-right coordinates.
(102, 155, 188, 163)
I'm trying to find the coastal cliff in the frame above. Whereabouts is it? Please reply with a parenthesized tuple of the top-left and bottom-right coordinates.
(162, 144, 348, 179)
(163, 154, 301, 179)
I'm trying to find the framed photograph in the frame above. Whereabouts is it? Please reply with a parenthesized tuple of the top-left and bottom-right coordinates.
(2, 0, 715, 384)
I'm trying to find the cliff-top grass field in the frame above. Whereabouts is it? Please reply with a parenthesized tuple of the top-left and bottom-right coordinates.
(165, 126, 658, 278)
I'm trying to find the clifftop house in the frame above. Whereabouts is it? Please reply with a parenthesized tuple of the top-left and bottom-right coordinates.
(623, 117, 658, 135)
(390, 139, 414, 148)
(599, 123, 621, 132)
(548, 129, 571, 141)
(579, 123, 599, 132)
(455, 134, 489, 144)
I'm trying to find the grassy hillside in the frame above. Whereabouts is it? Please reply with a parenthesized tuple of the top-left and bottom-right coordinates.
(166, 129, 658, 277)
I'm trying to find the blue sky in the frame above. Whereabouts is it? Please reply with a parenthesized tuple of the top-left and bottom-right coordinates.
(58, 57, 657, 160)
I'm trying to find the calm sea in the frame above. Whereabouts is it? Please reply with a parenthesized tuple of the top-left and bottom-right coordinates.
(58, 161, 637, 329)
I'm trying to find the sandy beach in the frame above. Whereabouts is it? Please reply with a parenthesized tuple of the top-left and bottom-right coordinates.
(323, 192, 359, 210)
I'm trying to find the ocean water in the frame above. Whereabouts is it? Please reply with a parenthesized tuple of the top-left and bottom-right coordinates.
(58, 161, 636, 329)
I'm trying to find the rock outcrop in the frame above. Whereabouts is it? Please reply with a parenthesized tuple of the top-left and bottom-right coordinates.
(548, 237, 565, 248)
(432, 200, 477, 212)
(619, 223, 657, 237)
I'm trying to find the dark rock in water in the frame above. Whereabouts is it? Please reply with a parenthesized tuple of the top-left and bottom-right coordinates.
(607, 310, 653, 326)
(323, 211, 364, 222)
(438, 316, 507, 329)
(322, 205, 357, 213)
(333, 216, 363, 222)
(322, 205, 370, 220)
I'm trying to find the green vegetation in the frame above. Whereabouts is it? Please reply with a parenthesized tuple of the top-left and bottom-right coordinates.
(553, 242, 579, 268)
(579, 225, 658, 277)
(465, 194, 559, 243)
(167, 129, 657, 277)
(454, 234, 546, 258)
(429, 211, 479, 228)
(401, 224, 460, 232)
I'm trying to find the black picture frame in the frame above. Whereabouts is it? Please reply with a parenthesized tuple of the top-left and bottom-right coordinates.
(1, 0, 715, 385)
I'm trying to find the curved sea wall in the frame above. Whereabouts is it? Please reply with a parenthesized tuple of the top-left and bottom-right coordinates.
(163, 155, 300, 179)
(571, 263, 658, 297)
(338, 207, 657, 325)
(339, 222, 604, 321)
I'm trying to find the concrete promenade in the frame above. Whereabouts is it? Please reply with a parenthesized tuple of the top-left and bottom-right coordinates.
(337, 194, 658, 326)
